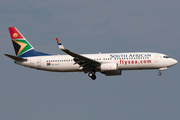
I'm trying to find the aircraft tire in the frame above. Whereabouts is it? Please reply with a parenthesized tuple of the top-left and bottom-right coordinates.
(158, 72, 162, 76)
(91, 75, 96, 80)
(88, 72, 93, 77)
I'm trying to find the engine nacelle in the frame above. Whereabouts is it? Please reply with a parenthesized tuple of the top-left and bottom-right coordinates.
(102, 70, 122, 76)
(100, 63, 118, 72)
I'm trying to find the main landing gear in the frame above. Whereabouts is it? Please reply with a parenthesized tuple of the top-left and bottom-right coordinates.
(158, 71, 162, 76)
(88, 71, 96, 80)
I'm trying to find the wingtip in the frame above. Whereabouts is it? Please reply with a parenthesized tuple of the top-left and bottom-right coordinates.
(56, 38, 65, 50)
(56, 38, 62, 45)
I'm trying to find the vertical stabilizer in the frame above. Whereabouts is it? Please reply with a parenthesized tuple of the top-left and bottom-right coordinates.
(8, 27, 50, 57)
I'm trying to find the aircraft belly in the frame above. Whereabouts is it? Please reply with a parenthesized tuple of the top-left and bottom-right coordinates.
(58, 64, 78, 72)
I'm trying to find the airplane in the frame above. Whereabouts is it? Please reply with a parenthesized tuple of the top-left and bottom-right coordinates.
(4, 27, 178, 80)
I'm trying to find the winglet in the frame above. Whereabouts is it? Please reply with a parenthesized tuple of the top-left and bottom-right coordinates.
(56, 38, 65, 50)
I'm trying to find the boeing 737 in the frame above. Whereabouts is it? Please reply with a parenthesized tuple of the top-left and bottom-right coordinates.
(4, 27, 178, 80)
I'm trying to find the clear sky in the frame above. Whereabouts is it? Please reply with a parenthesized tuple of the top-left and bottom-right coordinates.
(1, 0, 180, 120)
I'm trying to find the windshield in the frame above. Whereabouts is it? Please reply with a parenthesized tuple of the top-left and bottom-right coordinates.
(163, 55, 170, 58)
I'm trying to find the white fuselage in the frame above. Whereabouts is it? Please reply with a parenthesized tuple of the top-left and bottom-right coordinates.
(7, 27, 178, 79)
(15, 52, 177, 72)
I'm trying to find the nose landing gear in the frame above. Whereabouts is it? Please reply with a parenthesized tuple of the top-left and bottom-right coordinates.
(158, 71, 162, 76)
(88, 71, 96, 80)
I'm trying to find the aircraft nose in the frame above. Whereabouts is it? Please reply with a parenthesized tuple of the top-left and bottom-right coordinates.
(171, 59, 178, 65)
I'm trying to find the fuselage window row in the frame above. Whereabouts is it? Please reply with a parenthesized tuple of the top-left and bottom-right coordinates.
(47, 59, 74, 62)
(46, 57, 150, 63)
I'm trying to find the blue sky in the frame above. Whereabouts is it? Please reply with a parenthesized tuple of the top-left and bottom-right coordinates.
(1, 0, 180, 120)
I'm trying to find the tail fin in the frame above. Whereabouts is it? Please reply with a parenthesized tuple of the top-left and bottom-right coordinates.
(8, 27, 50, 57)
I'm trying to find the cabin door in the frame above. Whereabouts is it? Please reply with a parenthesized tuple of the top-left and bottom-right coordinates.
(37, 58, 41, 68)
(154, 54, 159, 62)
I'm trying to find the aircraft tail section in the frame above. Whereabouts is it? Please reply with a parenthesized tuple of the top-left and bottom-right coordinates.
(8, 27, 50, 57)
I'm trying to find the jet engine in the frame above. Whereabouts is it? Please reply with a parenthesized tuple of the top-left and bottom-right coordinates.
(100, 63, 118, 72)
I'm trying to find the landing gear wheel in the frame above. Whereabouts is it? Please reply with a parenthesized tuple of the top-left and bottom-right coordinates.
(158, 71, 162, 76)
(88, 72, 93, 77)
(91, 75, 96, 80)
(88, 71, 96, 80)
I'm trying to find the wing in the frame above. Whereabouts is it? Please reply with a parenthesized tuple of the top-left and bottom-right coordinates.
(56, 38, 101, 72)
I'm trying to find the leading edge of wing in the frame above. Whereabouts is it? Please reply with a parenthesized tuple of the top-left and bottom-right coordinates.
(55, 38, 100, 67)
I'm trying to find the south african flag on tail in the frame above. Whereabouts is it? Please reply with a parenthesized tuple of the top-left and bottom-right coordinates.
(8, 27, 50, 57)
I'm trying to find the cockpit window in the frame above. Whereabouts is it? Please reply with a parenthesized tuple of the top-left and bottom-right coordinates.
(163, 55, 170, 58)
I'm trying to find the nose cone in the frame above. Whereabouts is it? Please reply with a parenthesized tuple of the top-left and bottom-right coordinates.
(171, 59, 178, 66)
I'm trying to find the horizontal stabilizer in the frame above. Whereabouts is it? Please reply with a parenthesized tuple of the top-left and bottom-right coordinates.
(4, 54, 27, 61)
